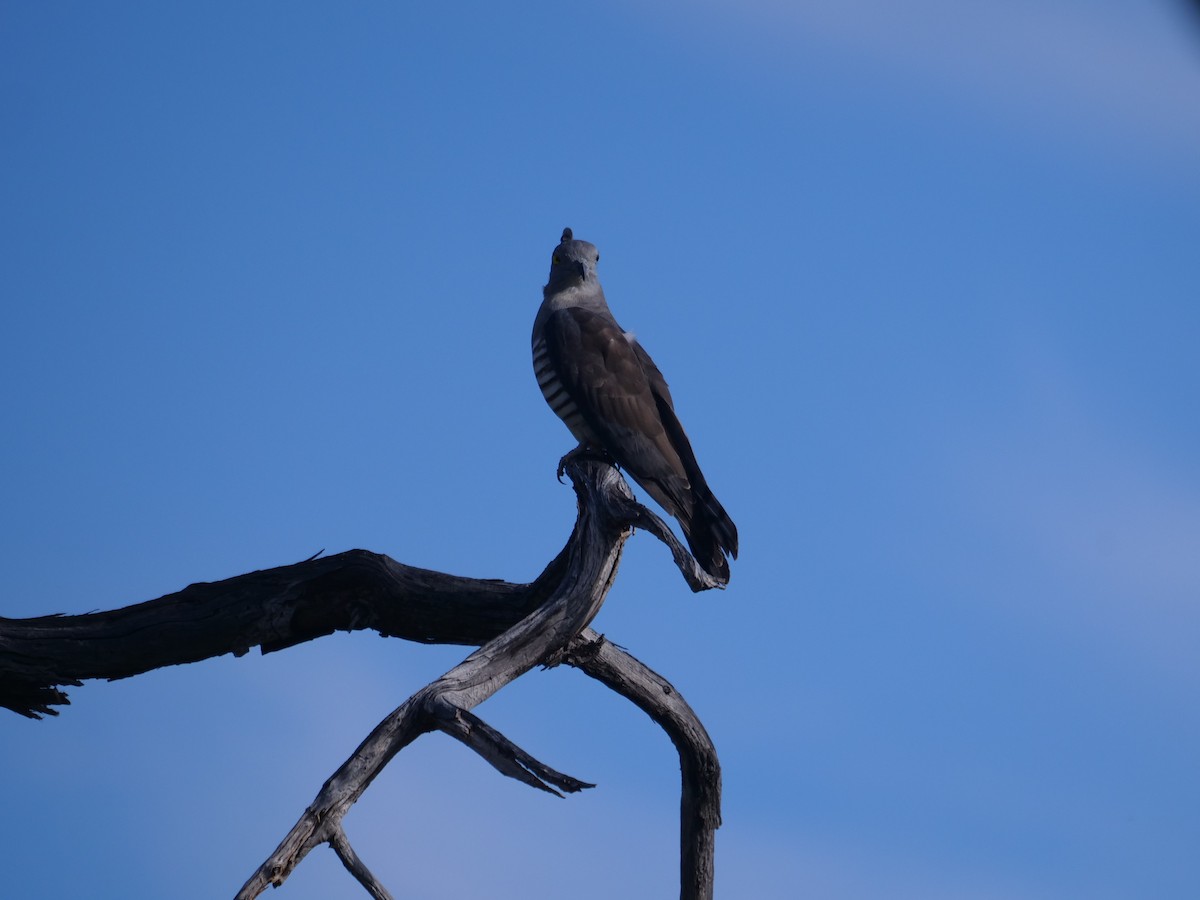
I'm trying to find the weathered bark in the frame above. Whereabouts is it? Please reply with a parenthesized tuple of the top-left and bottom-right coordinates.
(0, 547, 567, 719)
(563, 632, 722, 900)
(0, 457, 722, 900)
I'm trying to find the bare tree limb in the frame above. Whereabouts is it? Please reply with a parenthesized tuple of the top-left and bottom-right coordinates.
(236, 459, 635, 897)
(623, 501, 725, 593)
(565, 630, 722, 900)
(0, 535, 568, 719)
(1, 458, 724, 899)
(329, 827, 393, 900)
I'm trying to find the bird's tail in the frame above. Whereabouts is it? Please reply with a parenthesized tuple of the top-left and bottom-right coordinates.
(681, 484, 738, 585)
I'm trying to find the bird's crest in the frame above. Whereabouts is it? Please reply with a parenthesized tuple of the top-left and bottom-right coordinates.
(560, 227, 573, 243)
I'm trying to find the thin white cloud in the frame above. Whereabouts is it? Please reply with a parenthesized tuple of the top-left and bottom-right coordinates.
(650, 0, 1200, 172)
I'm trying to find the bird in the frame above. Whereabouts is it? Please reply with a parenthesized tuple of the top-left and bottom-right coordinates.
(532, 227, 738, 583)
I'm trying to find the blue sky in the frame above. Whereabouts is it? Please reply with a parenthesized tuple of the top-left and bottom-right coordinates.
(2, 2, 1199, 897)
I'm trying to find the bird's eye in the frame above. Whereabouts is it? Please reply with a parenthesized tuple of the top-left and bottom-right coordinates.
(553, 254, 560, 265)
(595, 253, 600, 262)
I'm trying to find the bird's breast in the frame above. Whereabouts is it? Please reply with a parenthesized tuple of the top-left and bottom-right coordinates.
(532, 336, 596, 444)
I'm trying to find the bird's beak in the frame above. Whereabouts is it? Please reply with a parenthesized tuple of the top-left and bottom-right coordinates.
(574, 261, 587, 280)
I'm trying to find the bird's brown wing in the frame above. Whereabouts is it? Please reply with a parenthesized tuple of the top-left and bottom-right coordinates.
(629, 337, 738, 564)
(541, 306, 694, 518)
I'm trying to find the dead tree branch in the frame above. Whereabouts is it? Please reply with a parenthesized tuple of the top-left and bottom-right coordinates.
(564, 631, 722, 900)
(0, 458, 722, 900)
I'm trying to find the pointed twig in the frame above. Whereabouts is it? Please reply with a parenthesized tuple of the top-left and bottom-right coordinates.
(620, 500, 724, 592)
(437, 705, 595, 796)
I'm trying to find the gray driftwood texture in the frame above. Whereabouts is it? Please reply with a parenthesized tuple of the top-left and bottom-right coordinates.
(0, 457, 723, 900)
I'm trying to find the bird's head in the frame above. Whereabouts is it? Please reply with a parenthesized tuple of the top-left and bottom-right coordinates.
(545, 226, 601, 292)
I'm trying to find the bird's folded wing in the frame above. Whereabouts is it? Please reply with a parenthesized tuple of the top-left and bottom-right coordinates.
(541, 307, 692, 508)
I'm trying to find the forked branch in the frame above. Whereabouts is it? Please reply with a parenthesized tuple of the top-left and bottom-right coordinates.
(237, 461, 632, 896)
(0, 458, 722, 900)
